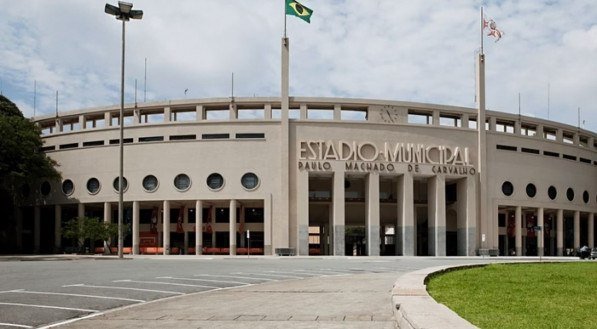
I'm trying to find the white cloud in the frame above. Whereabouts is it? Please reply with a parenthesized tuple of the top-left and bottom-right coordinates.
(0, 0, 595, 132)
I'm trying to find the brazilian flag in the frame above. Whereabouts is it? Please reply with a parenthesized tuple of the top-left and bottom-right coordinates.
(285, 0, 313, 23)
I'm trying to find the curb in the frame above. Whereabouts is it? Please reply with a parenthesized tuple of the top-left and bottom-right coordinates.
(391, 264, 482, 329)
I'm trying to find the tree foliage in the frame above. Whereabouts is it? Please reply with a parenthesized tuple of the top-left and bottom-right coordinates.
(0, 95, 60, 204)
(63, 216, 119, 252)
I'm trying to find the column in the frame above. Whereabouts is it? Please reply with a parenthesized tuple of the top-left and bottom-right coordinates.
(515, 206, 522, 256)
(537, 207, 544, 257)
(163, 200, 170, 255)
(400, 174, 415, 256)
(556, 209, 564, 256)
(132, 201, 140, 255)
(195, 200, 203, 255)
(164, 107, 171, 123)
(588, 213, 595, 248)
(54, 205, 62, 252)
(104, 112, 112, 127)
(211, 206, 217, 250)
(432, 110, 440, 126)
(461, 114, 470, 129)
(299, 104, 307, 120)
(264, 104, 272, 120)
(183, 206, 189, 253)
(574, 211, 580, 249)
(229, 200, 237, 255)
(366, 173, 380, 256)
(264, 194, 272, 255)
(457, 177, 477, 256)
(588, 213, 594, 248)
(333, 104, 341, 121)
(296, 170, 309, 255)
(428, 175, 446, 256)
(34, 206, 41, 254)
(79, 115, 86, 130)
(333, 170, 345, 256)
(240, 205, 246, 248)
(196, 105, 205, 121)
(229, 103, 237, 120)
(103, 202, 111, 253)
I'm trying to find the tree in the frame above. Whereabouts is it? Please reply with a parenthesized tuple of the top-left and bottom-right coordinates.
(0, 95, 61, 253)
(62, 216, 119, 253)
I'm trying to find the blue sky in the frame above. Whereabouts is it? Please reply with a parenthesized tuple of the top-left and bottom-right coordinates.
(0, 0, 596, 132)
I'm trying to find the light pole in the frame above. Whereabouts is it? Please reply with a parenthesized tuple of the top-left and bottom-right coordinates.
(105, 1, 143, 258)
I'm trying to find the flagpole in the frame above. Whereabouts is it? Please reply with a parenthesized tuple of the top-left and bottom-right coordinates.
(279, 2, 291, 256)
(477, 6, 488, 256)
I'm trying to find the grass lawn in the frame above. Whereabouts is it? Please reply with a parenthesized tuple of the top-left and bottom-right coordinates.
(426, 262, 597, 329)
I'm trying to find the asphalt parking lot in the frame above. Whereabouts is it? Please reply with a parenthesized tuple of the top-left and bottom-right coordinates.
(0, 256, 514, 328)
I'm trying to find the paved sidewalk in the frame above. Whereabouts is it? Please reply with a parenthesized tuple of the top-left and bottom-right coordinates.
(57, 272, 398, 329)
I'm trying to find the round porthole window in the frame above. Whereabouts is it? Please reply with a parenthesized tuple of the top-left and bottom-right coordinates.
(62, 179, 74, 196)
(548, 186, 557, 200)
(174, 174, 191, 191)
(526, 183, 536, 198)
(566, 188, 574, 201)
(583, 191, 589, 204)
(241, 173, 259, 190)
(87, 178, 100, 194)
(501, 181, 513, 196)
(143, 175, 159, 192)
(207, 173, 224, 191)
(40, 181, 51, 196)
(113, 177, 128, 192)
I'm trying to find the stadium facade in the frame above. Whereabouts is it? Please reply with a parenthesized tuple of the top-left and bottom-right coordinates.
(19, 97, 597, 256)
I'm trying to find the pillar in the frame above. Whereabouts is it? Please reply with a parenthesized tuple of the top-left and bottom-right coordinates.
(264, 194, 272, 255)
(34, 206, 41, 254)
(183, 206, 189, 253)
(211, 206, 216, 249)
(366, 173, 380, 256)
(196, 105, 205, 121)
(556, 209, 563, 256)
(164, 107, 171, 123)
(515, 206, 522, 256)
(333, 170, 345, 256)
(104, 112, 112, 127)
(54, 205, 62, 252)
(588, 213, 594, 248)
(296, 170, 309, 255)
(428, 175, 446, 256)
(132, 201, 140, 255)
(229, 200, 237, 255)
(333, 104, 341, 121)
(457, 177, 476, 256)
(240, 205, 246, 248)
(264, 104, 272, 120)
(574, 211, 580, 249)
(400, 174, 415, 256)
(77, 203, 85, 251)
(537, 207, 544, 257)
(103, 202, 111, 253)
(163, 200, 170, 255)
(195, 200, 203, 255)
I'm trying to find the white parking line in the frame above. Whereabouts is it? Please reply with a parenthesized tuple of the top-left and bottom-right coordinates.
(193, 274, 276, 281)
(157, 276, 249, 285)
(62, 284, 184, 295)
(265, 270, 320, 276)
(0, 302, 98, 313)
(5, 289, 145, 303)
(297, 269, 351, 274)
(0, 323, 33, 328)
(113, 279, 218, 289)
(232, 272, 304, 279)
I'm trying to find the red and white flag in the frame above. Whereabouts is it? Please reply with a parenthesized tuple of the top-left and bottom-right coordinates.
(483, 17, 504, 42)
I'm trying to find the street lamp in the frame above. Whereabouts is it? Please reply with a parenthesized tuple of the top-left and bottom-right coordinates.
(105, 1, 143, 259)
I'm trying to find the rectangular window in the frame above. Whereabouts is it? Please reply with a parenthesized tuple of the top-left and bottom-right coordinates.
(341, 109, 367, 121)
(521, 147, 540, 154)
(41, 146, 56, 152)
(580, 157, 591, 164)
(543, 151, 559, 158)
(170, 134, 196, 141)
(83, 140, 105, 147)
(408, 112, 431, 125)
(59, 143, 78, 149)
(139, 136, 164, 142)
(238, 109, 265, 119)
(202, 133, 230, 140)
(563, 154, 577, 161)
(307, 109, 334, 120)
(496, 145, 517, 151)
(236, 133, 265, 139)
(109, 138, 133, 144)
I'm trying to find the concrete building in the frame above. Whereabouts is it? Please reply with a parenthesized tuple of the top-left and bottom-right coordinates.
(20, 97, 596, 256)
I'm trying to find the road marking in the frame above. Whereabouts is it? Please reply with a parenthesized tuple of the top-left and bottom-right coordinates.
(0, 323, 33, 328)
(297, 269, 352, 274)
(5, 289, 145, 303)
(265, 270, 320, 276)
(232, 272, 304, 279)
(113, 279, 218, 289)
(193, 274, 276, 281)
(37, 312, 102, 329)
(62, 284, 184, 295)
(157, 276, 249, 285)
(0, 302, 98, 313)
